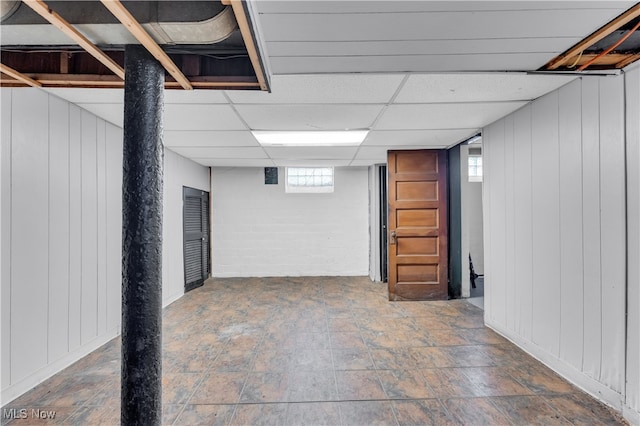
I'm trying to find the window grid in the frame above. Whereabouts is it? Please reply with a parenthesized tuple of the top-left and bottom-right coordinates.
(468, 155, 482, 182)
(286, 167, 334, 193)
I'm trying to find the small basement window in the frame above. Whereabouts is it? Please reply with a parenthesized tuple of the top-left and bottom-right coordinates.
(286, 167, 334, 193)
(468, 155, 482, 182)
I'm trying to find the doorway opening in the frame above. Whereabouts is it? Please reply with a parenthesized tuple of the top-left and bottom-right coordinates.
(183, 186, 210, 292)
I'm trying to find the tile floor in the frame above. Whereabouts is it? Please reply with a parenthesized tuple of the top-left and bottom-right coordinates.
(2, 277, 627, 425)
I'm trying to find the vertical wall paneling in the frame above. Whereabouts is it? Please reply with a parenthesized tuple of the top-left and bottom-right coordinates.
(1, 89, 12, 385)
(488, 121, 506, 325)
(482, 125, 492, 318)
(1, 91, 128, 405)
(503, 115, 516, 332)
(625, 65, 640, 416)
(68, 105, 82, 351)
(47, 96, 71, 363)
(80, 111, 98, 344)
(513, 105, 533, 339)
(484, 74, 632, 418)
(10, 89, 49, 383)
(558, 79, 585, 367)
(598, 76, 626, 392)
(530, 91, 561, 356)
(105, 123, 122, 331)
(96, 119, 107, 335)
(581, 77, 602, 379)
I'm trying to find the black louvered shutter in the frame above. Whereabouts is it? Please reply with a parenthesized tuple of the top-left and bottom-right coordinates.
(183, 187, 210, 292)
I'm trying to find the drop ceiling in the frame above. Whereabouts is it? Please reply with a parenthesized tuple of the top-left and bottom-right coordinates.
(4, 1, 639, 167)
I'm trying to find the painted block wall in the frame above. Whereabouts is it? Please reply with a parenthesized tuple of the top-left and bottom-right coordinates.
(483, 75, 633, 421)
(162, 148, 210, 306)
(0, 88, 123, 404)
(211, 167, 369, 277)
(625, 63, 640, 424)
(0, 89, 212, 405)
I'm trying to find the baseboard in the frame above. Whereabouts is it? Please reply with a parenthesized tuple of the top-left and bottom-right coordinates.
(1, 327, 120, 406)
(623, 404, 640, 426)
(162, 290, 184, 308)
(485, 320, 624, 411)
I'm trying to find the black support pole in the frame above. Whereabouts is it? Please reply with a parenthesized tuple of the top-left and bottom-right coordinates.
(121, 44, 164, 426)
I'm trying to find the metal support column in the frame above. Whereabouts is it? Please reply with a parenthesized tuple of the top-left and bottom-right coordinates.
(121, 44, 164, 425)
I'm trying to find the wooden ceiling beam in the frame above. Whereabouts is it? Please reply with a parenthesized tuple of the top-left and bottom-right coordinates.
(222, 0, 268, 91)
(0, 64, 42, 87)
(545, 3, 640, 70)
(99, 0, 193, 90)
(22, 0, 125, 79)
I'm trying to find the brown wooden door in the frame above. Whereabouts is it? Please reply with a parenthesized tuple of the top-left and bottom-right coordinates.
(388, 150, 448, 301)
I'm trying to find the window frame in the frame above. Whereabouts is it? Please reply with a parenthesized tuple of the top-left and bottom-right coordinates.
(285, 167, 335, 193)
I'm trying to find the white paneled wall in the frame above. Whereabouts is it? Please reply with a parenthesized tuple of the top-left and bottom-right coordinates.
(483, 75, 630, 416)
(0, 89, 211, 406)
(0, 88, 123, 404)
(626, 64, 640, 424)
(162, 148, 210, 305)
(211, 167, 369, 277)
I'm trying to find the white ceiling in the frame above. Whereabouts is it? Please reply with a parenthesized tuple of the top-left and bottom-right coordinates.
(43, 0, 635, 167)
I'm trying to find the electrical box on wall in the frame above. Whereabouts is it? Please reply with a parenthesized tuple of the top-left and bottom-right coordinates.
(264, 167, 278, 185)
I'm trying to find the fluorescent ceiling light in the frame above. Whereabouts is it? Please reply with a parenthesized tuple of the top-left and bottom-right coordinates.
(252, 130, 369, 146)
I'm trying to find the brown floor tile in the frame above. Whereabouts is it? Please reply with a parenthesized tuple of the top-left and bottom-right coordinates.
(505, 363, 576, 395)
(2, 277, 623, 426)
(332, 348, 375, 370)
(442, 397, 511, 425)
(392, 399, 452, 426)
(461, 367, 533, 397)
(287, 370, 338, 402)
(230, 403, 288, 426)
(189, 371, 247, 404)
(335, 370, 386, 400)
(543, 393, 627, 425)
(173, 404, 236, 426)
(285, 402, 341, 426)
(490, 395, 572, 425)
(377, 369, 434, 399)
(408, 347, 454, 368)
(292, 349, 333, 371)
(370, 348, 418, 370)
(338, 400, 398, 426)
(162, 373, 202, 404)
(240, 372, 290, 403)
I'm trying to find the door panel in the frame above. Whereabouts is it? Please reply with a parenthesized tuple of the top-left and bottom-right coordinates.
(388, 150, 448, 301)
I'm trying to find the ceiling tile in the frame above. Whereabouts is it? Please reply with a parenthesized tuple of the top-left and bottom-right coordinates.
(164, 104, 246, 131)
(196, 159, 276, 167)
(164, 90, 228, 104)
(355, 146, 453, 162)
(258, 9, 629, 42)
(163, 131, 259, 147)
(268, 53, 558, 74)
(395, 74, 577, 103)
(226, 74, 404, 104)
(264, 146, 358, 160)
(375, 102, 527, 130)
(273, 159, 352, 167)
(235, 104, 383, 130)
(168, 147, 268, 159)
(363, 129, 478, 146)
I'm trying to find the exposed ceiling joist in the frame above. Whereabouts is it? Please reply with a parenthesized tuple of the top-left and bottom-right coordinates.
(222, 0, 268, 91)
(545, 2, 640, 71)
(22, 0, 125, 80)
(0, 63, 41, 87)
(99, 0, 193, 90)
